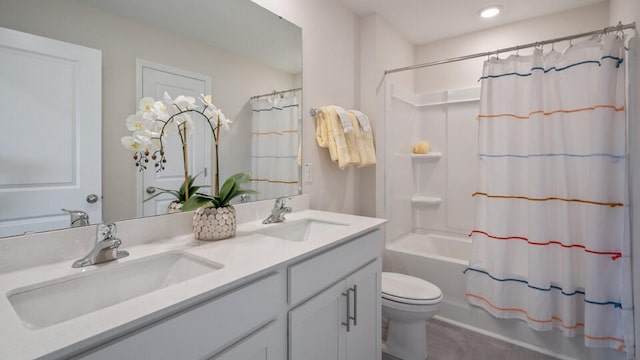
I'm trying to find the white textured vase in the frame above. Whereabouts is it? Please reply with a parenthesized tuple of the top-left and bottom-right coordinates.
(193, 205, 236, 241)
(167, 201, 183, 214)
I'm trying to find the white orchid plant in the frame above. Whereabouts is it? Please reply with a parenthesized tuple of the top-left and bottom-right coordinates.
(121, 92, 253, 208)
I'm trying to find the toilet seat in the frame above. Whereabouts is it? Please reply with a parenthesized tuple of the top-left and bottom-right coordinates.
(381, 272, 442, 305)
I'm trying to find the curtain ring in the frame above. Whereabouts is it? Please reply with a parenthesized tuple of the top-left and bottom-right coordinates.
(616, 21, 626, 38)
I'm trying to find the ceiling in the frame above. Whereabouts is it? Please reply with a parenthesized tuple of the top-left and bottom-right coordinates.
(338, 0, 608, 44)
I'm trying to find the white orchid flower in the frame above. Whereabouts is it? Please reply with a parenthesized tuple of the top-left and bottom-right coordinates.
(152, 100, 170, 121)
(125, 112, 146, 131)
(218, 110, 233, 131)
(200, 94, 217, 108)
(139, 97, 155, 113)
(120, 136, 140, 152)
(121, 136, 145, 152)
(204, 106, 219, 119)
(175, 113, 194, 134)
(133, 131, 160, 152)
(174, 95, 197, 110)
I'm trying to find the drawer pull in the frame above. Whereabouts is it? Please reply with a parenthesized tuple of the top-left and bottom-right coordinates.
(350, 285, 357, 326)
(341, 291, 351, 332)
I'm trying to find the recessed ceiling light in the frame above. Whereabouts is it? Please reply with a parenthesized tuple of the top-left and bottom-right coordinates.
(479, 5, 502, 18)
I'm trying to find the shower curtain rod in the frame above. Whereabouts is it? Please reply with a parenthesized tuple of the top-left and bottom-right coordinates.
(384, 21, 636, 75)
(250, 87, 301, 100)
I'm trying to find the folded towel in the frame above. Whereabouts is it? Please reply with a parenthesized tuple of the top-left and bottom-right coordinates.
(316, 107, 338, 162)
(322, 106, 360, 169)
(348, 110, 376, 167)
(348, 110, 372, 133)
(314, 109, 330, 148)
(333, 105, 354, 133)
(315, 106, 375, 169)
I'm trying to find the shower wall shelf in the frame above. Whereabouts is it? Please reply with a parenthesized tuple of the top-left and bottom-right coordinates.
(411, 152, 442, 160)
(411, 196, 443, 206)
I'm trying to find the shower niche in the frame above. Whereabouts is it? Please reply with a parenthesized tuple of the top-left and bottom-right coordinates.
(384, 83, 480, 241)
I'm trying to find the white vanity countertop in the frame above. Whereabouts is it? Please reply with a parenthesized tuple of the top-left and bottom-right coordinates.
(0, 209, 386, 359)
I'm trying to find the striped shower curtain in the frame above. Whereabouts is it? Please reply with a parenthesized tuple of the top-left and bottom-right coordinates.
(465, 34, 633, 356)
(250, 91, 300, 201)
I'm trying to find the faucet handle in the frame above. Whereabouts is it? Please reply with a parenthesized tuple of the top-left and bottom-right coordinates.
(274, 196, 292, 208)
(96, 222, 117, 241)
(61, 209, 90, 227)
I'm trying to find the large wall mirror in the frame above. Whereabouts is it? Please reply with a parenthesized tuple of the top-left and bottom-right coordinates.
(0, 0, 302, 238)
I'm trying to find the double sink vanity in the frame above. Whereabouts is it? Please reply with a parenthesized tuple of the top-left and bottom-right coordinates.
(0, 196, 386, 359)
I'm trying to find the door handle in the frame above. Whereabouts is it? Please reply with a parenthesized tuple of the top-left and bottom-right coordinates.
(146, 186, 156, 194)
(86, 194, 99, 203)
(349, 285, 357, 326)
(341, 290, 351, 332)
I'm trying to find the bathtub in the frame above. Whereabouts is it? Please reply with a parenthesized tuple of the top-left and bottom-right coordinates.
(384, 232, 470, 317)
(383, 231, 621, 360)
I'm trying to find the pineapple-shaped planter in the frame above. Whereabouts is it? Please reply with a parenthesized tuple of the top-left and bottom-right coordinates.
(193, 205, 236, 241)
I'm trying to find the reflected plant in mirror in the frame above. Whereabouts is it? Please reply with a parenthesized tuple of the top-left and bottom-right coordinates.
(121, 92, 252, 214)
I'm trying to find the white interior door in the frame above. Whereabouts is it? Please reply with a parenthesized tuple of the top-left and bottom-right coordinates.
(137, 60, 211, 216)
(0, 27, 101, 237)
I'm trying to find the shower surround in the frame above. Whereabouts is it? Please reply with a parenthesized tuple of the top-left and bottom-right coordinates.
(382, 82, 626, 360)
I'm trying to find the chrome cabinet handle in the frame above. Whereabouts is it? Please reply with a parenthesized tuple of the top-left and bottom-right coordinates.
(342, 291, 351, 332)
(86, 194, 99, 203)
(146, 186, 156, 194)
(350, 285, 358, 326)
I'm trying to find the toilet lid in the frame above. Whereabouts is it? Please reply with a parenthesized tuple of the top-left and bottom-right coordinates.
(381, 272, 442, 305)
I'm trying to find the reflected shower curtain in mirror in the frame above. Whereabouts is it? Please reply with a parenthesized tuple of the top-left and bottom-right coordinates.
(250, 91, 300, 201)
(465, 35, 633, 356)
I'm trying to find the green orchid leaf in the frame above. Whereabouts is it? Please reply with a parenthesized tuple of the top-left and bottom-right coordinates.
(219, 177, 236, 199)
(181, 195, 213, 211)
(220, 183, 239, 206)
(190, 185, 211, 194)
(143, 189, 182, 202)
(230, 172, 250, 186)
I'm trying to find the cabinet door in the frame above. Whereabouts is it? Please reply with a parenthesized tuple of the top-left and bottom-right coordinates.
(289, 281, 346, 360)
(345, 260, 381, 360)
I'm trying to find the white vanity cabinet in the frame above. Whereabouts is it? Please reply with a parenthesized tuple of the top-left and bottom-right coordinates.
(59, 229, 382, 360)
(288, 230, 382, 360)
(73, 272, 286, 360)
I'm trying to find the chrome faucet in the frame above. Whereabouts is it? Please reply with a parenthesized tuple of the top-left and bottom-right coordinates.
(72, 222, 129, 268)
(262, 197, 293, 224)
(61, 209, 90, 227)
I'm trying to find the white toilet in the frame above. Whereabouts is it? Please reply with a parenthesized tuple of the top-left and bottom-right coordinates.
(381, 272, 443, 360)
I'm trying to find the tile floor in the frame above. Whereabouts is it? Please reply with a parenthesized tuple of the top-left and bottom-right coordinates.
(382, 318, 558, 360)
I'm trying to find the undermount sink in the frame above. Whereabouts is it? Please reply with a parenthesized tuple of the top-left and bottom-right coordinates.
(8, 252, 223, 329)
(255, 218, 349, 242)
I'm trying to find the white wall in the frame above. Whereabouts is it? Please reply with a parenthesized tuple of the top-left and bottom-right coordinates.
(0, 0, 296, 222)
(414, 2, 609, 94)
(359, 14, 415, 218)
(252, 0, 360, 213)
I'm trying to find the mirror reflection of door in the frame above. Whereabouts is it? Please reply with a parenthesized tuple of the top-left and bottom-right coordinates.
(136, 60, 212, 217)
(0, 28, 101, 237)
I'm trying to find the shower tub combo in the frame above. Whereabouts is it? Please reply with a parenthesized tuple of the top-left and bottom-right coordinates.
(384, 231, 618, 360)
